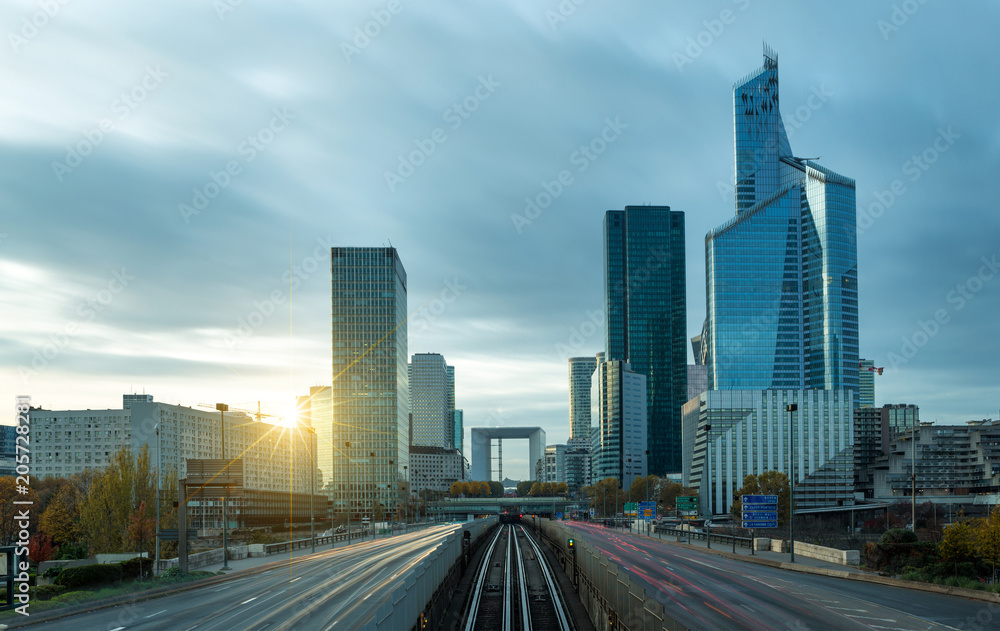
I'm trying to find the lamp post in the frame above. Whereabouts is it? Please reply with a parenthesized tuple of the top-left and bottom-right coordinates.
(627, 457, 633, 533)
(388, 459, 394, 537)
(644, 449, 650, 536)
(345, 441, 351, 545)
(154, 423, 161, 576)
(216, 403, 231, 572)
(787, 403, 798, 563)
(403, 465, 408, 533)
(369, 452, 376, 541)
(911, 425, 917, 532)
(301, 425, 316, 554)
(703, 424, 712, 549)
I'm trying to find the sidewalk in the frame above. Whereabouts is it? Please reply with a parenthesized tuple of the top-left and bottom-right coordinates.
(604, 524, 865, 575)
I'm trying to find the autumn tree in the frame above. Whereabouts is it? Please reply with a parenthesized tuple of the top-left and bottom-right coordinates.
(127, 501, 156, 557)
(939, 512, 976, 565)
(976, 507, 1000, 580)
(487, 481, 504, 497)
(0, 477, 38, 545)
(39, 484, 81, 546)
(450, 481, 465, 497)
(658, 480, 697, 510)
(731, 471, 790, 527)
(516, 481, 533, 497)
(28, 533, 55, 565)
(78, 445, 157, 554)
(586, 478, 621, 517)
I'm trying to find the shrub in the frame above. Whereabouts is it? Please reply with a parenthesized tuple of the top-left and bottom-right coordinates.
(34, 584, 67, 600)
(120, 557, 153, 581)
(42, 566, 64, 579)
(160, 566, 184, 580)
(881, 528, 918, 544)
(56, 543, 88, 560)
(54, 564, 122, 589)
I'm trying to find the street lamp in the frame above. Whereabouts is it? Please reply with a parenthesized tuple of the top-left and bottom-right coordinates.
(216, 403, 231, 572)
(787, 403, 798, 563)
(911, 425, 917, 532)
(644, 449, 650, 536)
(403, 465, 408, 533)
(155, 423, 161, 576)
(300, 425, 316, 554)
(345, 441, 351, 545)
(369, 452, 376, 541)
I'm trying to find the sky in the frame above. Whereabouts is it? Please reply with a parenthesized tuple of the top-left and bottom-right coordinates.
(2, 1, 998, 480)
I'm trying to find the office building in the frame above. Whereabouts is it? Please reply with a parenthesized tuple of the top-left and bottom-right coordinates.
(409, 353, 452, 449)
(331, 247, 409, 521)
(683, 389, 854, 514)
(452, 409, 463, 454)
(29, 395, 319, 496)
(0, 425, 16, 477)
(858, 359, 876, 408)
(703, 47, 859, 396)
(591, 358, 648, 489)
(569, 356, 598, 442)
(564, 443, 591, 497)
(604, 206, 686, 475)
(853, 403, 918, 497)
(408, 445, 465, 495)
(873, 420, 1000, 498)
(886, 403, 919, 438)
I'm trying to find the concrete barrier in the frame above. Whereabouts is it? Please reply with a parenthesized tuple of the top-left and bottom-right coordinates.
(793, 541, 859, 565)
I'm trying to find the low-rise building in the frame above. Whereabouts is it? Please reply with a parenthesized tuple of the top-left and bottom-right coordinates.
(409, 445, 465, 495)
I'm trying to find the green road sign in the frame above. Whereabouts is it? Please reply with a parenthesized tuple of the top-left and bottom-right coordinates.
(676, 496, 698, 511)
(624, 502, 638, 516)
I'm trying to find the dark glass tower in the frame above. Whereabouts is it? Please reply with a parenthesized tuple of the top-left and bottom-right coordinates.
(705, 47, 859, 394)
(604, 205, 687, 475)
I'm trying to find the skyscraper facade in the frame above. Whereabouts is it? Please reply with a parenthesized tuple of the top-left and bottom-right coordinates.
(704, 47, 859, 396)
(591, 358, 648, 489)
(409, 353, 451, 448)
(452, 409, 464, 454)
(604, 206, 687, 475)
(331, 247, 409, 521)
(858, 359, 876, 408)
(568, 355, 598, 443)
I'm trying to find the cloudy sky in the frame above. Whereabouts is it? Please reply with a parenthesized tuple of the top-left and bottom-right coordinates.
(2, 1, 998, 479)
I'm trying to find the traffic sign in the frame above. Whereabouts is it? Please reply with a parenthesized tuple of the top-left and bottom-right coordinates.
(624, 502, 637, 516)
(639, 501, 656, 521)
(676, 496, 698, 511)
(741, 494, 778, 528)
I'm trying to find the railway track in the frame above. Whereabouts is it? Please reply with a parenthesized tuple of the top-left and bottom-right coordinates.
(463, 523, 573, 631)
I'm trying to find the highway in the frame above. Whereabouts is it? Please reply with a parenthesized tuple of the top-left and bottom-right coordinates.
(28, 523, 470, 631)
(567, 522, 983, 631)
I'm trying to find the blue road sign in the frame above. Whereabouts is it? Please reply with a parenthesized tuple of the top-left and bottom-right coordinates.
(742, 511, 778, 521)
(742, 495, 778, 505)
(742, 521, 777, 529)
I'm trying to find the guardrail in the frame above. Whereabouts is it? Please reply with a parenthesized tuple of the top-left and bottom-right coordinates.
(362, 517, 498, 631)
(651, 526, 753, 550)
(539, 520, 687, 631)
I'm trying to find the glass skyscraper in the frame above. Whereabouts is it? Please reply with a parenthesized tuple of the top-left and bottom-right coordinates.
(330, 247, 409, 521)
(409, 353, 451, 449)
(604, 206, 686, 475)
(704, 47, 859, 396)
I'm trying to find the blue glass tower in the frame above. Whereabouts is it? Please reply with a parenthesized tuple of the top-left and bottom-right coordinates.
(604, 205, 687, 475)
(705, 48, 859, 395)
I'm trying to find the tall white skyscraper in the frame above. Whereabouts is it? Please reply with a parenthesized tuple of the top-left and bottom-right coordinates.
(409, 353, 452, 449)
(331, 247, 409, 521)
(568, 356, 598, 444)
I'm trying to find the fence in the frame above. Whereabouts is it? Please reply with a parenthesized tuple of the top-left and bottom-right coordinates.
(539, 520, 687, 631)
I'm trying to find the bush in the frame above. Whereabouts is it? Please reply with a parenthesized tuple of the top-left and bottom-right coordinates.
(42, 566, 64, 579)
(56, 543, 88, 560)
(54, 564, 122, 590)
(34, 584, 67, 600)
(881, 528, 918, 544)
(160, 566, 184, 580)
(52, 590, 95, 605)
(120, 557, 153, 581)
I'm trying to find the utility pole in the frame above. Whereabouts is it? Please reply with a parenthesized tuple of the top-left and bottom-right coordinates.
(911, 425, 917, 532)
(787, 403, 797, 563)
(155, 423, 161, 576)
(217, 403, 231, 571)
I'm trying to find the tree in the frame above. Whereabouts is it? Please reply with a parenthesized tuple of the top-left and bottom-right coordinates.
(127, 501, 156, 557)
(487, 481, 503, 497)
(976, 507, 1000, 580)
(78, 445, 157, 554)
(0, 477, 39, 545)
(39, 484, 81, 546)
(28, 533, 55, 565)
(586, 478, 621, 517)
(658, 480, 697, 509)
(939, 513, 976, 565)
(516, 481, 533, 497)
(449, 481, 465, 497)
(731, 471, 790, 527)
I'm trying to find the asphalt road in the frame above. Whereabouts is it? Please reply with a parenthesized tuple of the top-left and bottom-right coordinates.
(567, 522, 990, 631)
(27, 523, 466, 631)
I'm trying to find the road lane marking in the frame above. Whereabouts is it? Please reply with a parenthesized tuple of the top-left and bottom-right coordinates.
(844, 614, 897, 622)
(290, 576, 302, 583)
(241, 596, 259, 605)
(143, 609, 167, 618)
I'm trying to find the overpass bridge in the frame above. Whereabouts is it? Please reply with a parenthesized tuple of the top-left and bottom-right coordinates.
(427, 497, 580, 518)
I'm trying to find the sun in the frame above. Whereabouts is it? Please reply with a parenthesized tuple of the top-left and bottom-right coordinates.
(274, 403, 301, 428)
